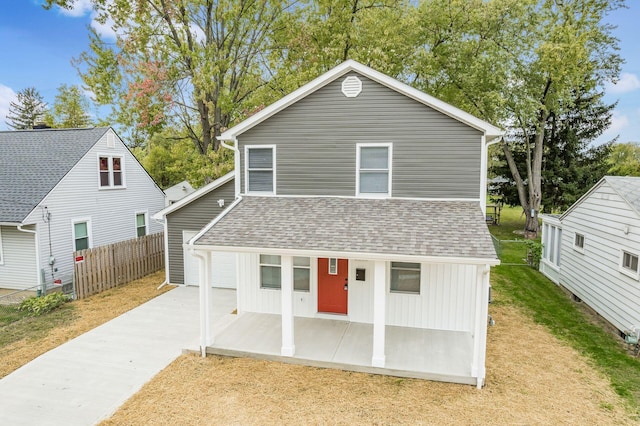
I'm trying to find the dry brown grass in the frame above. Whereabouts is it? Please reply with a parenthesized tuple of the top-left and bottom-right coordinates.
(102, 300, 633, 425)
(0, 271, 171, 379)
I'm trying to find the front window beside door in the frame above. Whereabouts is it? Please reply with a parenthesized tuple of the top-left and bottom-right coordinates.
(260, 254, 311, 291)
(390, 262, 421, 294)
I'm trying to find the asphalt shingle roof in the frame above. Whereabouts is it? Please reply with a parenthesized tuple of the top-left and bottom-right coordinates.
(606, 176, 640, 215)
(0, 127, 109, 223)
(195, 196, 498, 260)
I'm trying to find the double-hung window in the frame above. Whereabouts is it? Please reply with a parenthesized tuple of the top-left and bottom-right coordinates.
(99, 155, 124, 188)
(542, 223, 562, 267)
(390, 262, 421, 294)
(621, 251, 639, 278)
(260, 255, 281, 289)
(246, 146, 275, 194)
(136, 212, 148, 238)
(357, 143, 392, 196)
(73, 220, 91, 251)
(293, 257, 311, 291)
(574, 233, 585, 252)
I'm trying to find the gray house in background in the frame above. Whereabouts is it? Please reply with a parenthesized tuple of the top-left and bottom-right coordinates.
(540, 176, 640, 338)
(153, 172, 235, 287)
(187, 60, 503, 387)
(164, 180, 196, 205)
(0, 128, 165, 291)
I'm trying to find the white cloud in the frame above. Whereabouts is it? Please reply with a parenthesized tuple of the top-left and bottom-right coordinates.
(607, 73, 640, 95)
(609, 112, 630, 134)
(56, 0, 93, 17)
(0, 84, 18, 130)
(91, 15, 117, 40)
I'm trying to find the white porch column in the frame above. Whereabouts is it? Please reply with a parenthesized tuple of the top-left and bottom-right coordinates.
(280, 255, 295, 356)
(195, 249, 212, 357)
(372, 260, 386, 368)
(472, 264, 490, 388)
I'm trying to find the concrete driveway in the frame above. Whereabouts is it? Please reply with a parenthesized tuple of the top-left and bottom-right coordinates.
(0, 286, 236, 426)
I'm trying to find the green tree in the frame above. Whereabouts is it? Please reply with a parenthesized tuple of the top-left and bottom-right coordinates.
(607, 142, 640, 176)
(5, 87, 48, 129)
(413, 0, 623, 237)
(46, 0, 297, 157)
(47, 84, 93, 128)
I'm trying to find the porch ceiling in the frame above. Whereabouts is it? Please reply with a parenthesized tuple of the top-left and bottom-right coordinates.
(194, 196, 497, 261)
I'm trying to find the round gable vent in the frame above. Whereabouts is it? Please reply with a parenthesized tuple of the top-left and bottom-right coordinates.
(341, 76, 362, 98)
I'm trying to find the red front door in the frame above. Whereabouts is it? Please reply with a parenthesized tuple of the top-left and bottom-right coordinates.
(318, 258, 348, 314)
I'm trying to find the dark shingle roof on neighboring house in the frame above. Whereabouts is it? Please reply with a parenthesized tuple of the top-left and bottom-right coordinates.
(0, 127, 110, 223)
(194, 196, 498, 261)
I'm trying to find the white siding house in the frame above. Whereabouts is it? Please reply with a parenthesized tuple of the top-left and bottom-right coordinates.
(0, 128, 166, 291)
(540, 176, 640, 335)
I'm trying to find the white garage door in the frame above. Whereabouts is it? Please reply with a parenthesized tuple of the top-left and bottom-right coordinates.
(183, 231, 236, 288)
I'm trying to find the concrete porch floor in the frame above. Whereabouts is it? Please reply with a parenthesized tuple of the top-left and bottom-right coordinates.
(193, 312, 477, 385)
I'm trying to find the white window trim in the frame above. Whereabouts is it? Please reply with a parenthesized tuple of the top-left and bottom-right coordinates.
(328, 258, 338, 275)
(97, 153, 126, 190)
(542, 223, 562, 270)
(0, 227, 4, 265)
(620, 250, 640, 280)
(72, 217, 93, 252)
(135, 210, 149, 238)
(573, 232, 585, 253)
(293, 256, 311, 292)
(244, 145, 276, 195)
(259, 254, 281, 290)
(389, 261, 421, 295)
(356, 143, 392, 198)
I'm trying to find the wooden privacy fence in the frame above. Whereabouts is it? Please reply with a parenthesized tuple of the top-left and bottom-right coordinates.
(73, 233, 164, 299)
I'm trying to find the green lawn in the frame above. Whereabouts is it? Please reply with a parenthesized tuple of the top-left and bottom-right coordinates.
(490, 205, 640, 417)
(0, 304, 76, 348)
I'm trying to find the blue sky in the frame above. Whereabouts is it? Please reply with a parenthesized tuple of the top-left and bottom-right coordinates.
(0, 0, 639, 145)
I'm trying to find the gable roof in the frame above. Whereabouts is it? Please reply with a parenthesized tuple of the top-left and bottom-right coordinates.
(560, 176, 640, 220)
(153, 171, 235, 220)
(219, 60, 504, 142)
(0, 127, 110, 224)
(194, 196, 499, 264)
(164, 180, 196, 203)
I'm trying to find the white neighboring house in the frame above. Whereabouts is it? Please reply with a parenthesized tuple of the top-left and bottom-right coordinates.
(0, 127, 166, 291)
(164, 180, 196, 206)
(540, 176, 640, 336)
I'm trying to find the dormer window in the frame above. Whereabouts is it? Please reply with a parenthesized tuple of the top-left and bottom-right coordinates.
(99, 155, 124, 188)
(356, 143, 392, 197)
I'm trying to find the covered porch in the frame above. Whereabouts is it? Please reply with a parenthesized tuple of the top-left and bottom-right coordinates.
(201, 312, 476, 384)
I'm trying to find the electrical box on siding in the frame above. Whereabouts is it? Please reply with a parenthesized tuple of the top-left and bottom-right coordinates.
(356, 268, 366, 281)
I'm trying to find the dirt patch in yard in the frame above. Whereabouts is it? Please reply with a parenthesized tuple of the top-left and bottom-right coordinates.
(0, 271, 171, 379)
(101, 302, 633, 425)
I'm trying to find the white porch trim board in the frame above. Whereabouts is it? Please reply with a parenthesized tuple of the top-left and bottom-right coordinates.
(372, 260, 386, 367)
(281, 255, 295, 356)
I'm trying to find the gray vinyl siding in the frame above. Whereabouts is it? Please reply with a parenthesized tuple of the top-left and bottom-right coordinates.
(0, 226, 38, 290)
(22, 129, 166, 287)
(166, 179, 235, 284)
(559, 182, 640, 332)
(238, 72, 483, 199)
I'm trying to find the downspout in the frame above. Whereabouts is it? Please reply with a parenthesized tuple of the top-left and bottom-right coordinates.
(153, 216, 170, 290)
(220, 137, 240, 198)
(17, 224, 42, 291)
(480, 135, 503, 216)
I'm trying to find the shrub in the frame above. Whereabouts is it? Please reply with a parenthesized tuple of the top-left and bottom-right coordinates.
(525, 240, 543, 269)
(19, 292, 70, 316)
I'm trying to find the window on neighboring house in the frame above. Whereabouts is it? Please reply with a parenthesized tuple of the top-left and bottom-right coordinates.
(357, 144, 392, 196)
(246, 146, 275, 193)
(73, 221, 90, 251)
(622, 251, 639, 276)
(543, 224, 562, 267)
(260, 254, 281, 289)
(99, 155, 124, 188)
(574, 233, 585, 251)
(390, 262, 421, 294)
(293, 257, 310, 292)
(0, 227, 4, 264)
(136, 212, 147, 238)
